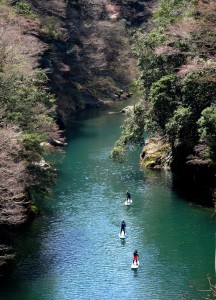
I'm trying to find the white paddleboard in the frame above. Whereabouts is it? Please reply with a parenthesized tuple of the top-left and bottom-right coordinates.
(131, 261, 139, 269)
(124, 199, 132, 206)
(119, 231, 126, 239)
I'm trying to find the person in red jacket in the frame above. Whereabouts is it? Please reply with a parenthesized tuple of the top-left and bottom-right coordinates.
(133, 250, 139, 265)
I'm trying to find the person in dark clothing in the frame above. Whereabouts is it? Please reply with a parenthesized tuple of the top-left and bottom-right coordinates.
(120, 220, 126, 235)
(126, 189, 131, 202)
(133, 249, 139, 265)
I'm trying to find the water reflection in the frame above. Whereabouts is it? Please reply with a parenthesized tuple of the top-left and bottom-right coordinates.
(1, 103, 214, 300)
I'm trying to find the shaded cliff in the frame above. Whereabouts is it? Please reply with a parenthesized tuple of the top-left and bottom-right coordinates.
(26, 0, 140, 125)
(139, 0, 216, 205)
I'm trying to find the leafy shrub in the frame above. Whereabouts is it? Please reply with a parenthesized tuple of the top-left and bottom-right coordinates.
(198, 105, 216, 159)
(0, 72, 56, 131)
(154, 0, 188, 26)
(39, 17, 60, 41)
(112, 0, 216, 172)
(110, 103, 145, 162)
(15, 1, 34, 16)
(22, 133, 45, 155)
(148, 75, 179, 130)
(166, 106, 195, 150)
(181, 70, 216, 116)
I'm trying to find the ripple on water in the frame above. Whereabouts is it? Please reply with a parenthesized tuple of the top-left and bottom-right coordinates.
(6, 109, 215, 300)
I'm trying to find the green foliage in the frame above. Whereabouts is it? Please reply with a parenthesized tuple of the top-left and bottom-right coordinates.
(22, 133, 45, 159)
(198, 105, 216, 159)
(144, 29, 166, 48)
(131, 0, 193, 94)
(28, 202, 39, 215)
(0, 72, 56, 131)
(33, 69, 49, 84)
(39, 17, 60, 41)
(149, 0, 197, 45)
(15, 1, 34, 16)
(112, 0, 216, 170)
(138, 51, 165, 91)
(28, 164, 57, 197)
(181, 70, 216, 116)
(0, 67, 58, 198)
(136, 43, 186, 93)
(0, 3, 64, 225)
(110, 103, 145, 162)
(154, 0, 189, 26)
(166, 106, 195, 150)
(148, 75, 179, 130)
(109, 145, 126, 163)
(174, 40, 190, 52)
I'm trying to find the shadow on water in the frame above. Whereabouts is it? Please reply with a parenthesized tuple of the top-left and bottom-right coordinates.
(1, 101, 215, 300)
(0, 213, 58, 294)
(171, 172, 214, 207)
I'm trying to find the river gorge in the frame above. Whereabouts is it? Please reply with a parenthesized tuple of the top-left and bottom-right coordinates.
(1, 102, 215, 300)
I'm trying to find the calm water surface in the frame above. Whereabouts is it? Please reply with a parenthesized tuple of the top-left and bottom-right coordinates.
(1, 104, 215, 300)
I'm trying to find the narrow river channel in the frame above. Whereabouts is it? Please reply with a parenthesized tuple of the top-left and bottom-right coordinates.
(1, 103, 216, 300)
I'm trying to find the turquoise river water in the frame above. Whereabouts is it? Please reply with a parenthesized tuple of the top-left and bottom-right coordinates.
(1, 103, 216, 300)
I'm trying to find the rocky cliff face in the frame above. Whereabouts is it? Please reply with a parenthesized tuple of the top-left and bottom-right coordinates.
(27, 0, 156, 125)
(27, 0, 142, 125)
(135, 0, 216, 206)
(140, 137, 171, 169)
(140, 138, 216, 205)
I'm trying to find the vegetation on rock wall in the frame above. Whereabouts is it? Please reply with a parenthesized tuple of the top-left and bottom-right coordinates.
(111, 0, 216, 203)
(110, 102, 145, 162)
(24, 0, 139, 125)
(0, 0, 65, 270)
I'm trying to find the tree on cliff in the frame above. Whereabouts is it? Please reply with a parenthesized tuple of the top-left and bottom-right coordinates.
(0, 12, 63, 225)
(111, 0, 216, 168)
(0, 127, 31, 225)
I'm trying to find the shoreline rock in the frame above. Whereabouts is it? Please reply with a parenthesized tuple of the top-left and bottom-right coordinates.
(140, 137, 171, 170)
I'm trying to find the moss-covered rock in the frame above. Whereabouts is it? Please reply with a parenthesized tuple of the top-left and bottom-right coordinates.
(140, 137, 171, 169)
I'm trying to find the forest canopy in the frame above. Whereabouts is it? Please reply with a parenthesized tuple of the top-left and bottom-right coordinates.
(111, 0, 216, 168)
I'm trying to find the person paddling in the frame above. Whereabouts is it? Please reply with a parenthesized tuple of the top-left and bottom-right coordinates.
(126, 189, 131, 202)
(133, 249, 139, 265)
(120, 220, 126, 235)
